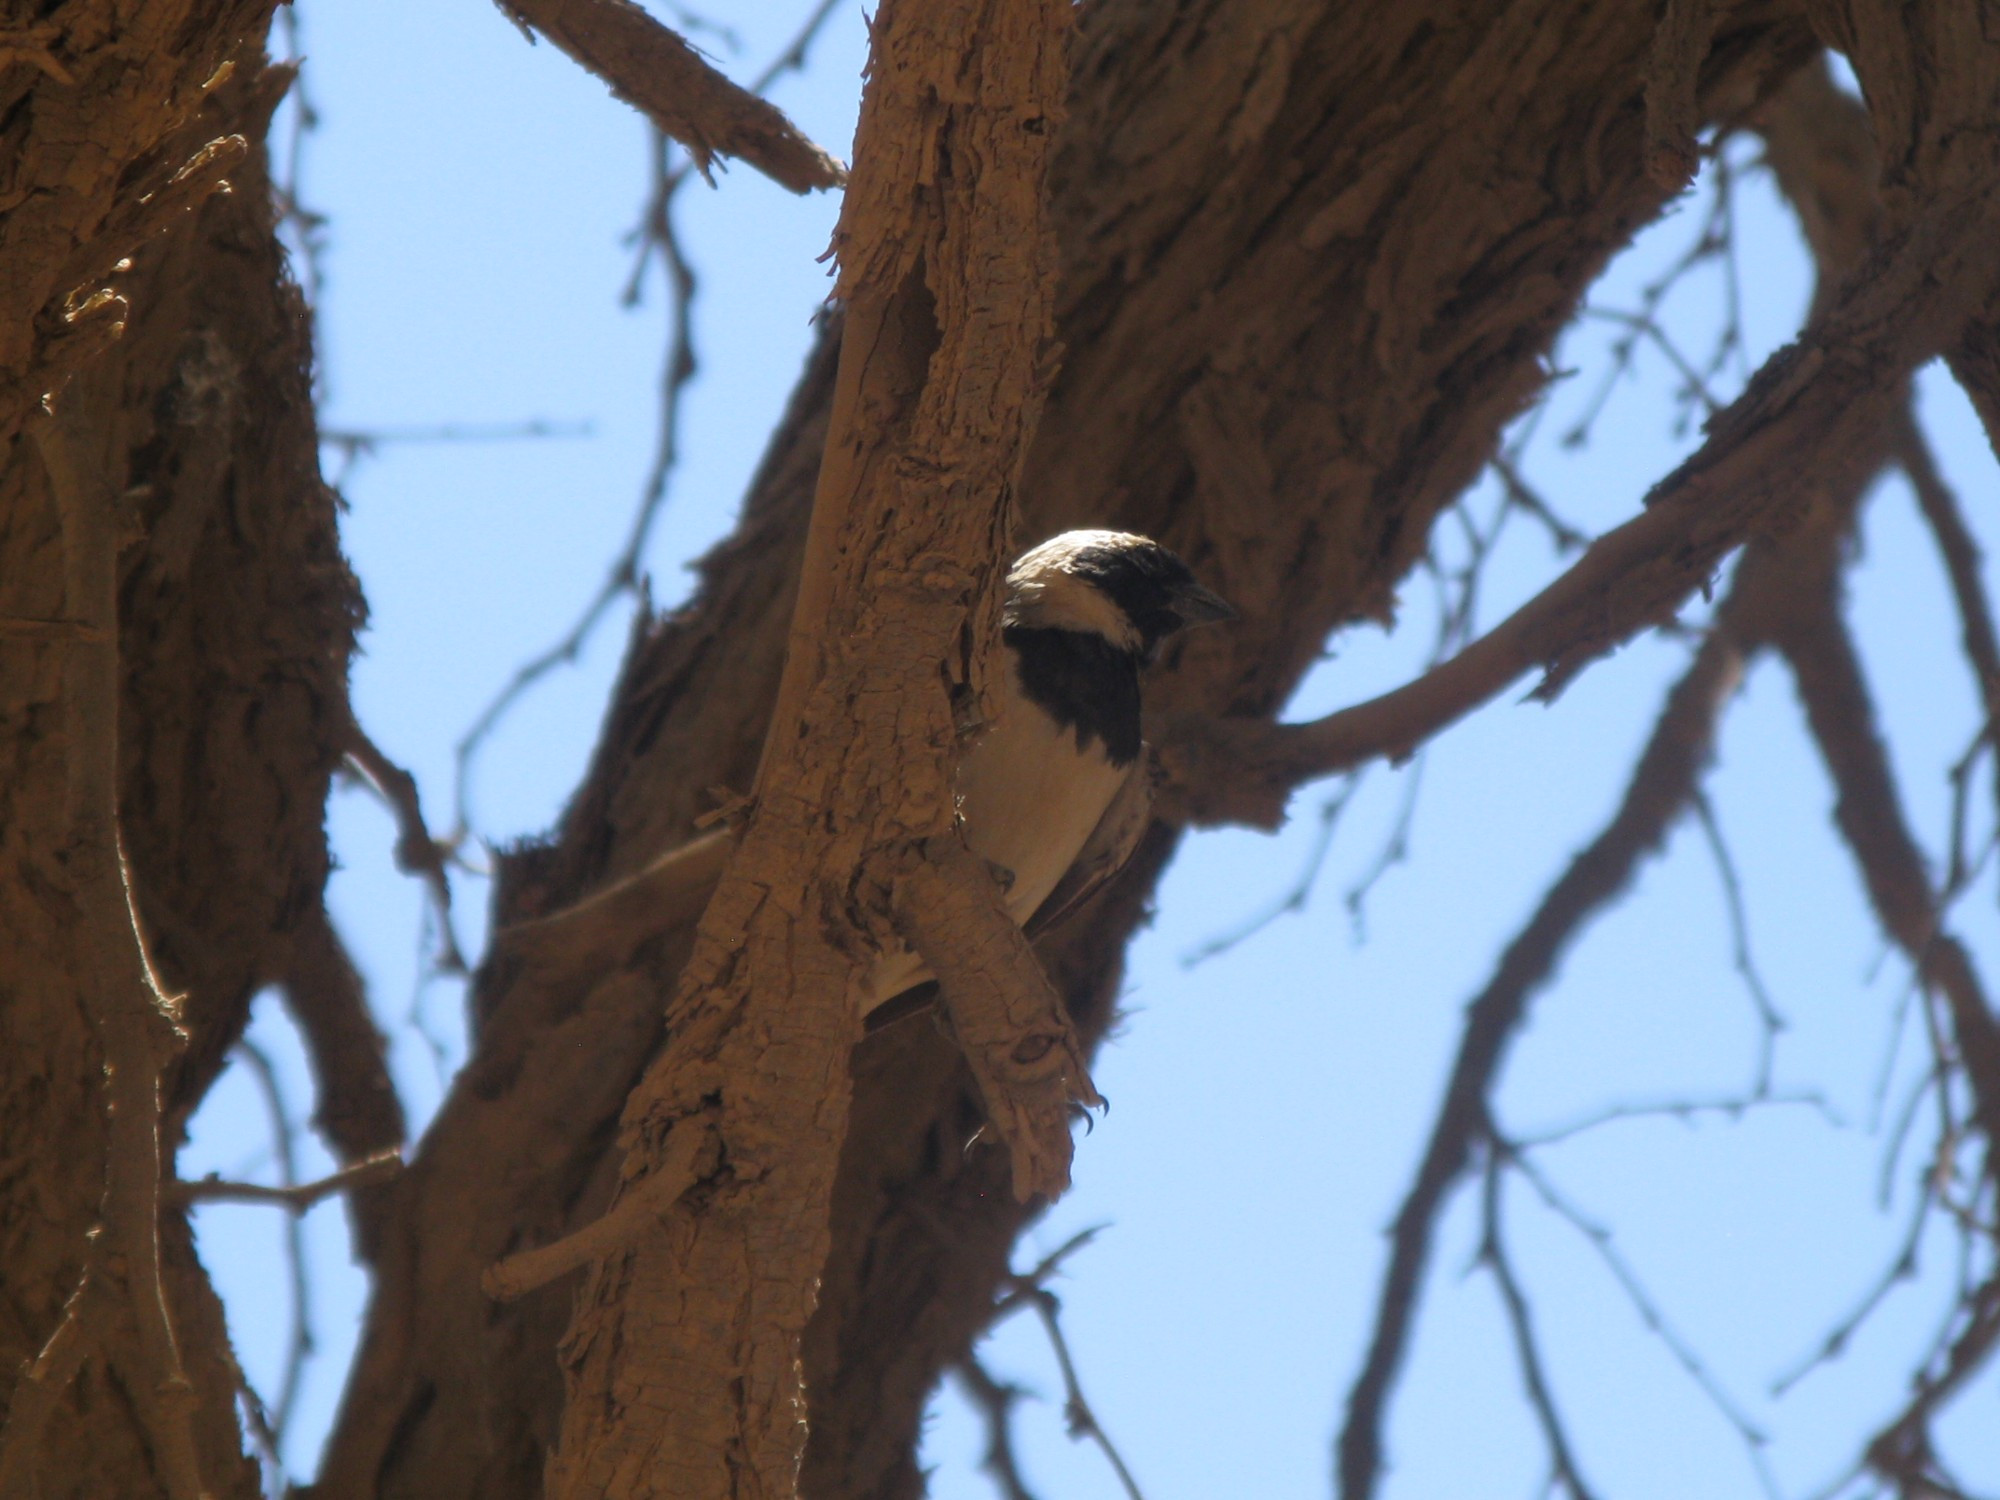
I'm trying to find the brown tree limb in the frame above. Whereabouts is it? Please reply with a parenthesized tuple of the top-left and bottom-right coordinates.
(1160, 37, 2000, 832)
(279, 902, 405, 1263)
(541, 2, 1075, 1493)
(30, 417, 206, 1500)
(1644, 0, 1714, 192)
(492, 824, 735, 975)
(893, 838, 1103, 1201)
(493, 0, 845, 193)
(1767, 558, 2000, 1163)
(1336, 604, 1750, 1500)
(481, 1118, 715, 1302)
(173, 1150, 405, 1213)
(1950, 317, 2000, 466)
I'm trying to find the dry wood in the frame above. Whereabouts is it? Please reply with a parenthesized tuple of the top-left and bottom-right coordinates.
(894, 840, 1103, 1202)
(537, 1, 1076, 1493)
(2, 39, 356, 1498)
(24, 413, 206, 1500)
(494, 0, 845, 192)
(172, 1150, 404, 1214)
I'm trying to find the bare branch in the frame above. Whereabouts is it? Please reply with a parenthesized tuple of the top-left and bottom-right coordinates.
(482, 1114, 715, 1303)
(1163, 172, 2000, 830)
(952, 1357, 1045, 1500)
(1860, 1267, 2000, 1497)
(342, 719, 465, 973)
(1477, 1156, 1602, 1500)
(1770, 1170, 1933, 1398)
(174, 1149, 404, 1214)
(1511, 1091, 1836, 1153)
(1895, 404, 2000, 746)
(493, 0, 845, 193)
(1022, 1290, 1147, 1500)
(278, 901, 405, 1262)
(1690, 788, 1786, 1091)
(1337, 613, 1746, 1500)
(1769, 554, 2000, 1160)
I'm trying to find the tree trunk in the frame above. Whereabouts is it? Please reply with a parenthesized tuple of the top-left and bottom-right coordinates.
(0, 22, 361, 1500)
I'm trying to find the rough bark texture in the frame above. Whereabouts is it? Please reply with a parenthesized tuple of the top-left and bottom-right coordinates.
(0, 25, 359, 1500)
(13, 0, 2000, 1496)
(313, 3, 1821, 1497)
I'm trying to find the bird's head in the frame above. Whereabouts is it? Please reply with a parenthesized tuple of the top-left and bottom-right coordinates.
(1003, 530, 1235, 661)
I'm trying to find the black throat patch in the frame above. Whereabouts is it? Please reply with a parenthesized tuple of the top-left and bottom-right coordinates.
(1004, 625, 1143, 766)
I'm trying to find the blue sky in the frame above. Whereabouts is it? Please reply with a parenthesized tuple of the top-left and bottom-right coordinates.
(179, 7, 2000, 1497)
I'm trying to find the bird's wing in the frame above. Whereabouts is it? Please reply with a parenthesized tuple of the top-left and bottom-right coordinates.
(1023, 751, 1154, 940)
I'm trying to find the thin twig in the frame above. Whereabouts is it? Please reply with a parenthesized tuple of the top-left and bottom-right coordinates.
(1505, 1145, 1780, 1498)
(953, 1357, 1045, 1500)
(1022, 1289, 1147, 1500)
(1477, 1154, 1602, 1500)
(1345, 752, 1425, 941)
(1511, 1090, 1836, 1152)
(1690, 787, 1785, 1093)
(1179, 773, 1363, 966)
(341, 722, 465, 973)
(1770, 1170, 1934, 1398)
(174, 1149, 405, 1214)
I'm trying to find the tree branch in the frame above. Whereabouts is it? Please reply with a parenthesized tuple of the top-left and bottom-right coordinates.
(27, 416, 205, 1500)
(893, 838, 1102, 1201)
(279, 901, 405, 1262)
(173, 1149, 404, 1213)
(1767, 556, 2000, 1164)
(543, 2, 1076, 1491)
(1336, 607, 1747, 1500)
(494, 0, 845, 193)
(1160, 133, 2000, 832)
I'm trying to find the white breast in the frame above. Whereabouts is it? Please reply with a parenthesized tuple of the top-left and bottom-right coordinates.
(863, 655, 1131, 1014)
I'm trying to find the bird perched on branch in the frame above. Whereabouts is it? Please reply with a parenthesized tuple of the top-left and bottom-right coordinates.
(867, 529, 1233, 1028)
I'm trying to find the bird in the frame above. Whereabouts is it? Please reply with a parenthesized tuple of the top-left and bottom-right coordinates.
(865, 529, 1234, 1029)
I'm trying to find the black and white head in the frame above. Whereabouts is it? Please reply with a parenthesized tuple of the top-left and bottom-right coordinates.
(1002, 530, 1234, 663)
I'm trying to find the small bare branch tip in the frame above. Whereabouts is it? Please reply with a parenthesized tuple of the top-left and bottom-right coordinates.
(482, 1117, 714, 1302)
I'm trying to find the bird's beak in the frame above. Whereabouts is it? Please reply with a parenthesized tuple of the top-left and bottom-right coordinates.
(1171, 581, 1236, 626)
